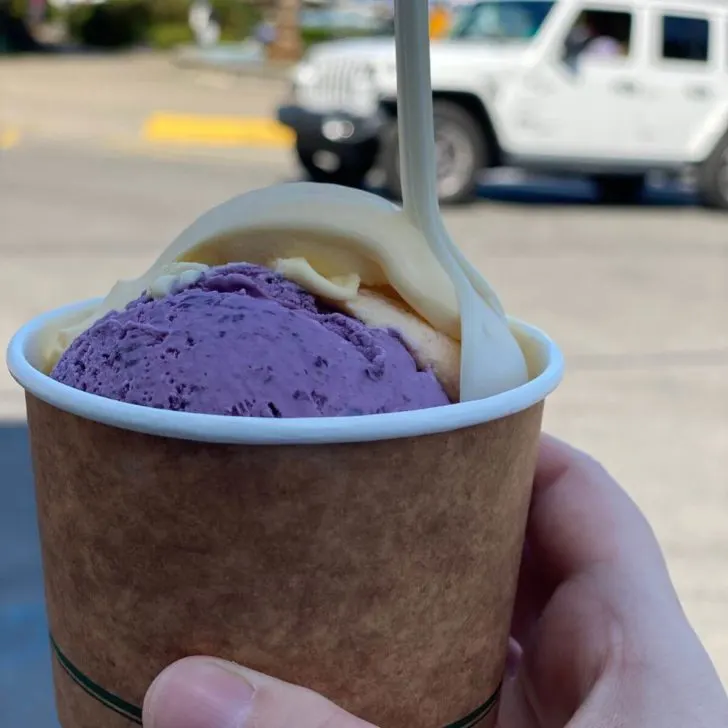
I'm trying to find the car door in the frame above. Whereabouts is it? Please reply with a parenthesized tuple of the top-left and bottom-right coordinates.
(496, 3, 646, 162)
(636, 8, 723, 162)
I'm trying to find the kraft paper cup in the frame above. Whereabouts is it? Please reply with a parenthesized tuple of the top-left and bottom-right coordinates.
(7, 299, 564, 728)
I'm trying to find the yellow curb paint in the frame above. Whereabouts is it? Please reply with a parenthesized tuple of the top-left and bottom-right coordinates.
(0, 128, 21, 150)
(143, 113, 294, 148)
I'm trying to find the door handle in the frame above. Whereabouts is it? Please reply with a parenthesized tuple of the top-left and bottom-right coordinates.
(612, 79, 639, 94)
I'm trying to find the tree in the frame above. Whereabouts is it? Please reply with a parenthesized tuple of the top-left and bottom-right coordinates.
(268, 0, 302, 61)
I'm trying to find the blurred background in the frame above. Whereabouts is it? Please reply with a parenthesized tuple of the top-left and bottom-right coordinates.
(1, 0, 727, 724)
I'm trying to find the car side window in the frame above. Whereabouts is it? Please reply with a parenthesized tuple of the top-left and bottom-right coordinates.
(660, 15, 710, 63)
(563, 9, 634, 66)
(451, 1, 555, 41)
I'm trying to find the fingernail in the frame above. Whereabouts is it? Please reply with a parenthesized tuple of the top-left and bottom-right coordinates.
(144, 658, 255, 728)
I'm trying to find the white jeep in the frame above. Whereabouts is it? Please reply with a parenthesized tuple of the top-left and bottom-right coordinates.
(278, 0, 728, 207)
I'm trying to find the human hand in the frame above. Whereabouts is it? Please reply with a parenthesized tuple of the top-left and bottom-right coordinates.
(498, 434, 728, 727)
(142, 436, 728, 728)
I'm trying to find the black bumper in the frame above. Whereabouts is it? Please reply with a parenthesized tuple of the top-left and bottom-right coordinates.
(277, 104, 385, 148)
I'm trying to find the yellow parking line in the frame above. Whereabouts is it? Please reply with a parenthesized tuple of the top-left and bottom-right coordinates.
(0, 128, 21, 150)
(142, 113, 294, 148)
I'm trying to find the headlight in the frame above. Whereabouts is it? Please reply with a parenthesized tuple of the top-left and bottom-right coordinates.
(294, 62, 319, 87)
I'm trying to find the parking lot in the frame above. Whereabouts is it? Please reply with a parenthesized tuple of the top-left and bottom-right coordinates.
(1, 55, 727, 723)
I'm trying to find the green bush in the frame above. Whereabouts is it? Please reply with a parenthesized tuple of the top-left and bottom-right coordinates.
(300, 28, 335, 47)
(66, 0, 151, 49)
(210, 0, 262, 41)
(144, 1, 263, 49)
(65, 5, 92, 43)
(7, 0, 34, 18)
(65, 0, 264, 49)
(8, 0, 62, 21)
(146, 0, 189, 25)
(147, 21, 192, 50)
(301, 27, 374, 49)
(145, 0, 261, 30)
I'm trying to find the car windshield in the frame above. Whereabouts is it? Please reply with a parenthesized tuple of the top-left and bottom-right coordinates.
(450, 1, 556, 41)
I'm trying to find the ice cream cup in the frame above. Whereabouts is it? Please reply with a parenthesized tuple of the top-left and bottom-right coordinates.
(7, 299, 563, 728)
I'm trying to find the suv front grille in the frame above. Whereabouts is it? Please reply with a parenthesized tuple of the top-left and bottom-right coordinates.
(299, 60, 377, 115)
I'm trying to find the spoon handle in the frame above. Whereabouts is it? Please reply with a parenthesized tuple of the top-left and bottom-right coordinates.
(393, 1, 507, 307)
(393, 0, 452, 262)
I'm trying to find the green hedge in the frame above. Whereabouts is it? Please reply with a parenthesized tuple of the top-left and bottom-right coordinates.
(147, 22, 194, 50)
(67, 0, 151, 49)
(301, 27, 375, 48)
(300, 28, 335, 47)
(62, 0, 380, 51)
(146, 22, 343, 52)
(65, 0, 263, 49)
(150, 0, 262, 37)
(7, 0, 64, 22)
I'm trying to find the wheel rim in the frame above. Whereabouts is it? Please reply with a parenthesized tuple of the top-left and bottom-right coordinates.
(435, 122, 476, 199)
(394, 121, 476, 199)
(312, 150, 341, 173)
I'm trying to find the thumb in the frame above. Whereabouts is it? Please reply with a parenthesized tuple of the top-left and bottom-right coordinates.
(143, 656, 376, 728)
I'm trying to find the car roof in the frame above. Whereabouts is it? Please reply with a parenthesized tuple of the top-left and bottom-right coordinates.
(557, 0, 728, 9)
(465, 0, 728, 9)
(464, 0, 728, 7)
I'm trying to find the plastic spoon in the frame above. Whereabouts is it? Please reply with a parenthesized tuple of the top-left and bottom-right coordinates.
(393, 0, 527, 400)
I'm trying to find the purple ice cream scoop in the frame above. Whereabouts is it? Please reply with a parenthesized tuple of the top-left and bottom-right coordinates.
(51, 263, 451, 417)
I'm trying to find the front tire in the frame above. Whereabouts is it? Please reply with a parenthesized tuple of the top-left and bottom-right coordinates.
(697, 135, 728, 209)
(381, 100, 487, 205)
(296, 138, 378, 188)
(592, 174, 645, 205)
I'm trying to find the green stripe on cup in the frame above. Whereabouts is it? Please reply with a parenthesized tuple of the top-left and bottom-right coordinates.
(50, 634, 500, 728)
(443, 684, 501, 728)
(50, 636, 143, 725)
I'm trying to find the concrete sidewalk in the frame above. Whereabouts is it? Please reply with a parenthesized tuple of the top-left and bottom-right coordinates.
(1, 53, 293, 149)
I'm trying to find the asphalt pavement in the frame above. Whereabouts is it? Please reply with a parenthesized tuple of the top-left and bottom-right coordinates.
(0, 54, 291, 148)
(1, 133, 727, 725)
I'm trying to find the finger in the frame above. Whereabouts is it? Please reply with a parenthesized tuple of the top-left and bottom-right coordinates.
(515, 437, 728, 726)
(533, 432, 574, 485)
(510, 435, 623, 644)
(509, 539, 552, 646)
(511, 434, 680, 651)
(530, 434, 671, 588)
(143, 656, 376, 728)
(496, 668, 539, 728)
